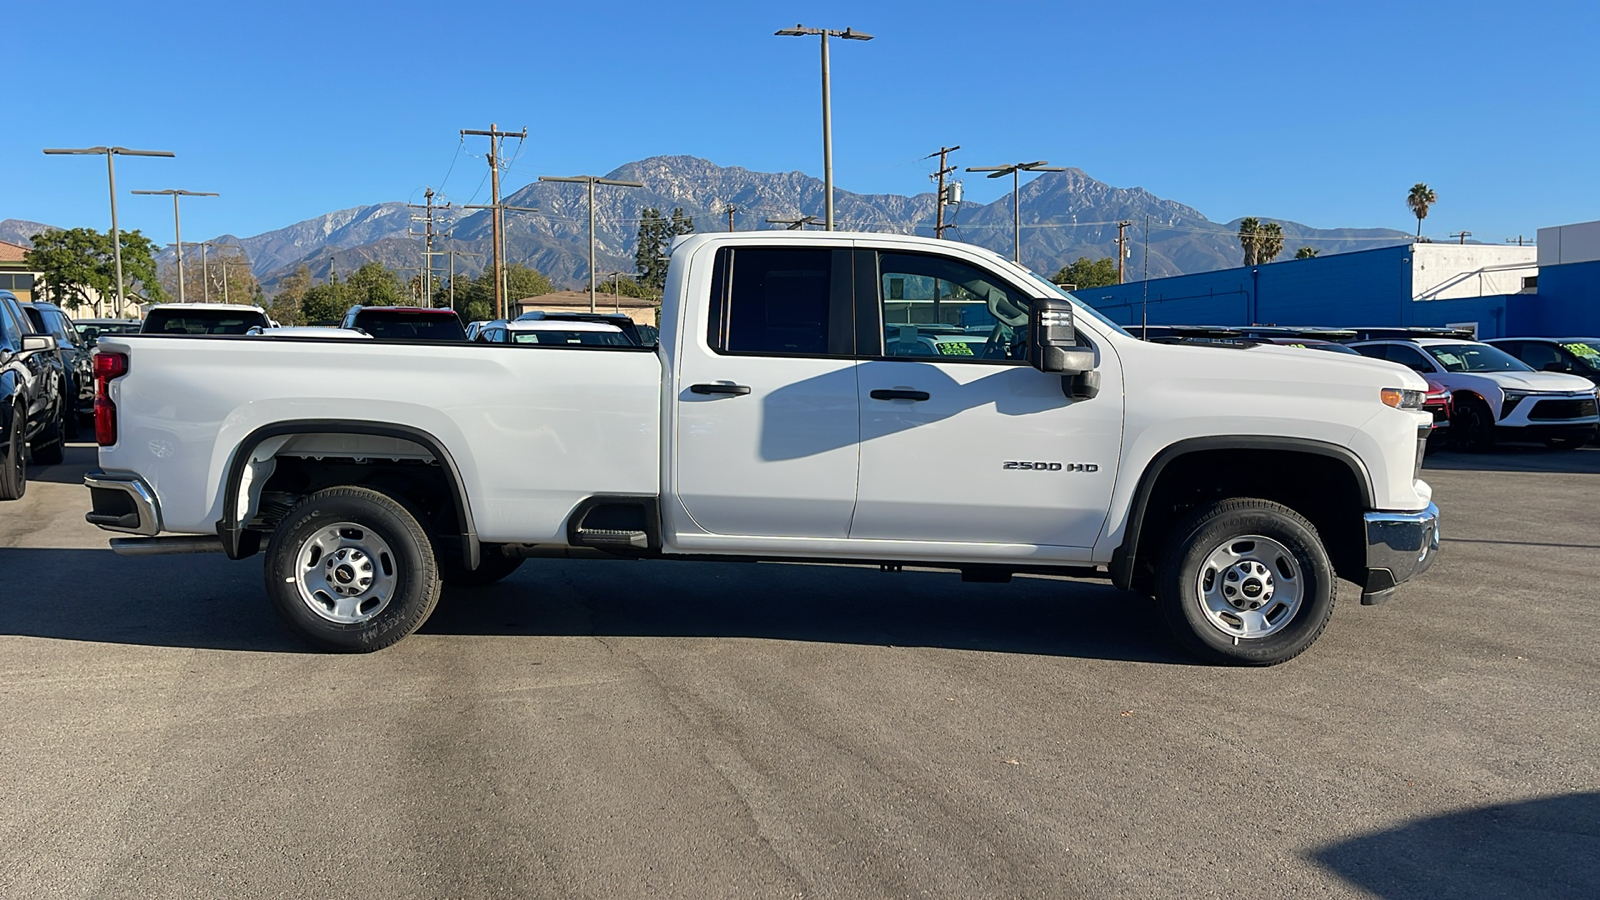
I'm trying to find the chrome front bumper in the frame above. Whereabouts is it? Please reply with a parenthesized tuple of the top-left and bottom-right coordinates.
(1360, 502, 1440, 604)
(84, 471, 162, 536)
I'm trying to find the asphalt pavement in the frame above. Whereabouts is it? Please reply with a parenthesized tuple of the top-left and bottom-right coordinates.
(1, 442, 1596, 899)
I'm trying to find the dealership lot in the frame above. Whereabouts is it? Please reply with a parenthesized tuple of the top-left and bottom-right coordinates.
(1, 443, 1596, 899)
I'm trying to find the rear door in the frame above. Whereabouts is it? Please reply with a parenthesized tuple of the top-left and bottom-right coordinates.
(672, 243, 862, 538)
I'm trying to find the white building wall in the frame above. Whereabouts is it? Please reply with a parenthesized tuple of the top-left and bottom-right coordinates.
(1536, 220, 1600, 267)
(1410, 244, 1537, 301)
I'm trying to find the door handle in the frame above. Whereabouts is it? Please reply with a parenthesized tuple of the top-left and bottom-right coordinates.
(870, 389, 930, 401)
(689, 383, 751, 396)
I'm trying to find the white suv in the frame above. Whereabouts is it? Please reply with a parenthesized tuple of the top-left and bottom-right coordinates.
(1350, 338, 1599, 450)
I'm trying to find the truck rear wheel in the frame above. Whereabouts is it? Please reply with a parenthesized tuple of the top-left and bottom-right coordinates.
(263, 486, 441, 652)
(1156, 498, 1335, 666)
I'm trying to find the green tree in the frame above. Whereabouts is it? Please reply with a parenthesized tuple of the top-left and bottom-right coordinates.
(25, 227, 165, 316)
(269, 265, 312, 325)
(435, 263, 555, 324)
(1294, 246, 1319, 260)
(1050, 257, 1119, 289)
(1238, 218, 1285, 266)
(343, 261, 404, 305)
(1406, 183, 1436, 239)
(635, 207, 694, 295)
(300, 272, 349, 324)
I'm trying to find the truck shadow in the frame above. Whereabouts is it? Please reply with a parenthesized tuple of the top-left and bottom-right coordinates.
(0, 548, 1185, 663)
(1309, 791, 1600, 899)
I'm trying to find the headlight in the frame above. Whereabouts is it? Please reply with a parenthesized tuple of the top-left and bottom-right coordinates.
(1381, 388, 1425, 409)
(1501, 390, 1528, 418)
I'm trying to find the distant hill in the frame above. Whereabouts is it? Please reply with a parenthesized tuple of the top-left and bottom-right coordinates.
(0, 219, 56, 248)
(17, 157, 1416, 291)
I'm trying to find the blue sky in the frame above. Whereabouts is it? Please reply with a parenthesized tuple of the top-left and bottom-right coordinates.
(4, 0, 1594, 249)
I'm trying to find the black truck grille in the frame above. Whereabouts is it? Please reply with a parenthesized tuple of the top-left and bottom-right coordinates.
(1529, 397, 1598, 420)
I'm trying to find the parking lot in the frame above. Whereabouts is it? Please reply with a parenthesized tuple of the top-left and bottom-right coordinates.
(1, 441, 1596, 899)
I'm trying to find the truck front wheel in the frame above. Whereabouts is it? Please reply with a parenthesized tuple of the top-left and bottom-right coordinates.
(264, 487, 441, 652)
(1156, 499, 1335, 666)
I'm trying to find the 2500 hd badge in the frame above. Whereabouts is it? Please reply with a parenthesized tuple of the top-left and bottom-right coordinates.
(1002, 461, 1099, 472)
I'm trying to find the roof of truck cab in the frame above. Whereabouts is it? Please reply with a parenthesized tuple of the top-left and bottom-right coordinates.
(145, 303, 267, 313)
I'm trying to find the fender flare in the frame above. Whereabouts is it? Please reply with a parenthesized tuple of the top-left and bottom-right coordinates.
(1109, 435, 1375, 590)
(215, 419, 478, 567)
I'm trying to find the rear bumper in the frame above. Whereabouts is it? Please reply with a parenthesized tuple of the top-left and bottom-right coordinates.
(84, 470, 162, 536)
(1360, 502, 1440, 605)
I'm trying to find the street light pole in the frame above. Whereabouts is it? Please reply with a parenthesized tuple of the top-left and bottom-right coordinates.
(965, 160, 1066, 262)
(44, 146, 175, 316)
(775, 24, 873, 231)
(132, 188, 218, 304)
(537, 175, 644, 312)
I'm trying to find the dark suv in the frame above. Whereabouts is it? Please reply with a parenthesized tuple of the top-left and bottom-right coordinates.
(1486, 338, 1600, 387)
(20, 300, 93, 434)
(1, 290, 65, 499)
(341, 306, 467, 341)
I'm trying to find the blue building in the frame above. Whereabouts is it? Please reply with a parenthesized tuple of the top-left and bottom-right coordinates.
(1073, 220, 1600, 339)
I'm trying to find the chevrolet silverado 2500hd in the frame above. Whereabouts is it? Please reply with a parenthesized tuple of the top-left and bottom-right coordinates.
(84, 232, 1440, 664)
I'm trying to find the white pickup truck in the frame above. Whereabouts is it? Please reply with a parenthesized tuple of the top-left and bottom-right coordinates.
(84, 232, 1440, 665)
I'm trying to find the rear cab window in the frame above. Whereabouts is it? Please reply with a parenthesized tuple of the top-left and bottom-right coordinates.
(352, 310, 467, 341)
(143, 309, 269, 335)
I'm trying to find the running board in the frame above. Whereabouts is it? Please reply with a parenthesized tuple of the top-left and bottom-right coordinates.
(110, 535, 225, 556)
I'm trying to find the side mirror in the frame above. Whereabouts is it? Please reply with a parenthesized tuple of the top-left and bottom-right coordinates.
(1029, 296, 1100, 401)
(20, 334, 58, 355)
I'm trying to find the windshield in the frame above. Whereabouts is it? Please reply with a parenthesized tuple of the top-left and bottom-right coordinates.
(1425, 342, 1533, 373)
(1559, 341, 1600, 371)
(511, 329, 631, 346)
(354, 311, 466, 341)
(1022, 270, 1134, 337)
(143, 309, 268, 335)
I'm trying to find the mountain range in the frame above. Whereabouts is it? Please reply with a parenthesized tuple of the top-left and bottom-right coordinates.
(4, 156, 1413, 293)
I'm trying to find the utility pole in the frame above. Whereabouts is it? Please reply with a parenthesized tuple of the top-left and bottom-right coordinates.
(409, 188, 451, 306)
(965, 160, 1066, 263)
(537, 175, 644, 313)
(775, 24, 874, 231)
(200, 241, 213, 303)
(44, 146, 175, 316)
(725, 203, 738, 232)
(131, 189, 217, 305)
(460, 124, 527, 319)
(765, 215, 822, 230)
(1114, 220, 1133, 284)
(1450, 231, 1473, 245)
(463, 203, 539, 316)
(925, 145, 961, 239)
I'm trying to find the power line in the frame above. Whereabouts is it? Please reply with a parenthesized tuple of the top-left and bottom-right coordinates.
(460, 123, 527, 319)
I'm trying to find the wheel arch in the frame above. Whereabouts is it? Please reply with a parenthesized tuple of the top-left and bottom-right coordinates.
(1110, 436, 1374, 592)
(216, 419, 478, 567)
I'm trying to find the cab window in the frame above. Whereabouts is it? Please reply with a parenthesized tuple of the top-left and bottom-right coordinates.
(873, 252, 1031, 362)
(707, 247, 852, 356)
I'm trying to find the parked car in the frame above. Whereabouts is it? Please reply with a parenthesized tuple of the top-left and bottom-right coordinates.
(88, 231, 1441, 665)
(463, 320, 490, 342)
(477, 318, 634, 346)
(141, 303, 271, 335)
(513, 310, 649, 346)
(20, 300, 93, 434)
(74, 317, 143, 345)
(1, 290, 65, 498)
(1350, 338, 1599, 450)
(341, 306, 467, 341)
(1485, 337, 1600, 387)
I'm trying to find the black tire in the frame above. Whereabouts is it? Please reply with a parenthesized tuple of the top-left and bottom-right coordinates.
(30, 408, 64, 466)
(1156, 498, 1336, 666)
(437, 541, 525, 587)
(263, 486, 441, 652)
(1450, 395, 1495, 452)
(0, 404, 24, 501)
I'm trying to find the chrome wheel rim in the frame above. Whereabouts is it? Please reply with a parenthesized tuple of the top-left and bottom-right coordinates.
(1194, 534, 1304, 640)
(293, 522, 398, 624)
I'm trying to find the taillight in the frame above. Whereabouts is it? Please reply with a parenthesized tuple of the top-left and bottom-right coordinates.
(93, 352, 128, 447)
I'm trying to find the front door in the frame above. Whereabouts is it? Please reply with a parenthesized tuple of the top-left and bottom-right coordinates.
(673, 243, 862, 538)
(849, 249, 1124, 548)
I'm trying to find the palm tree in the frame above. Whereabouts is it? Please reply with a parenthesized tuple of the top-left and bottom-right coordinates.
(1406, 183, 1437, 239)
(1238, 217, 1261, 266)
